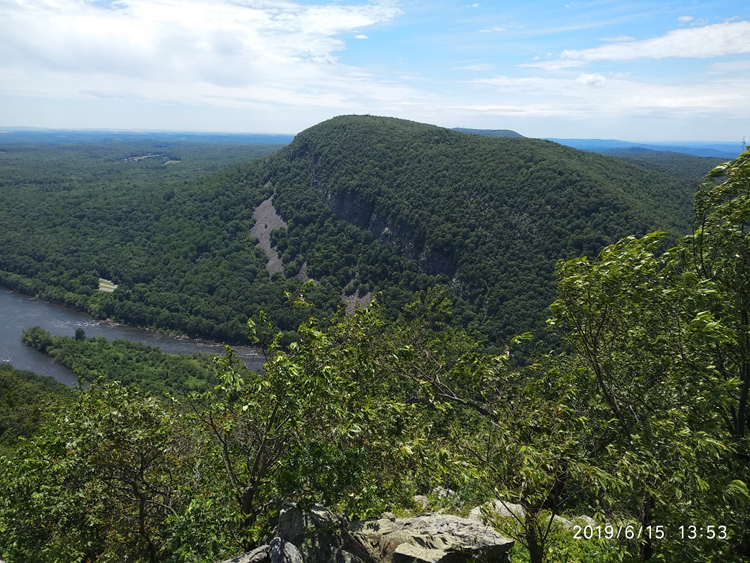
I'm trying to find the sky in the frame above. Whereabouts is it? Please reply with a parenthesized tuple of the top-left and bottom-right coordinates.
(0, 0, 748, 141)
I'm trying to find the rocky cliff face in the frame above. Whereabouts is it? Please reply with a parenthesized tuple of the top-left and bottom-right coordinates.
(291, 139, 457, 279)
(325, 190, 375, 230)
(322, 188, 456, 278)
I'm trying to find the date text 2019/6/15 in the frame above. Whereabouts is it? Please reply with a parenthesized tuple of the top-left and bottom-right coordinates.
(572, 524, 729, 541)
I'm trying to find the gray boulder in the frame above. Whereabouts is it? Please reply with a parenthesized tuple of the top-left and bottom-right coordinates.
(218, 544, 270, 563)
(431, 487, 456, 500)
(270, 537, 304, 563)
(413, 495, 429, 511)
(468, 500, 524, 523)
(469, 499, 592, 531)
(277, 501, 376, 563)
(219, 503, 514, 563)
(352, 513, 514, 563)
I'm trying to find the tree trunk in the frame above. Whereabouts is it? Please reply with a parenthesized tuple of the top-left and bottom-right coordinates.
(526, 522, 545, 563)
(735, 308, 749, 437)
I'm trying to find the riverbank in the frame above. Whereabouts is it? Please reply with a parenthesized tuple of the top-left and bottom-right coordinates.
(0, 287, 263, 386)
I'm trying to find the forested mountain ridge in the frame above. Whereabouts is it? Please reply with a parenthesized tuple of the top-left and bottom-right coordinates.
(601, 147, 727, 180)
(549, 137, 741, 158)
(0, 135, 317, 343)
(0, 117, 720, 346)
(250, 115, 715, 343)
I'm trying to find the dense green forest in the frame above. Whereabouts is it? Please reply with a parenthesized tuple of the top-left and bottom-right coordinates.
(0, 364, 71, 457)
(1, 146, 749, 563)
(0, 132, 331, 343)
(0, 117, 725, 349)
(20, 327, 217, 396)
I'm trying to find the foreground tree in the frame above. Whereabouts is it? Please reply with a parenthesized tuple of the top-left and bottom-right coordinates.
(546, 148, 750, 561)
(361, 291, 611, 563)
(679, 148, 750, 439)
(189, 301, 464, 550)
(0, 381, 199, 562)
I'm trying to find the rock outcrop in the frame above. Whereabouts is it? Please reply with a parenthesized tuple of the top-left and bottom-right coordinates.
(353, 513, 514, 563)
(250, 196, 288, 275)
(276, 502, 376, 563)
(468, 500, 524, 522)
(219, 503, 514, 563)
(325, 191, 375, 230)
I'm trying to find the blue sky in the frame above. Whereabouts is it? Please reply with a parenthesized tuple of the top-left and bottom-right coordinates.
(0, 0, 747, 141)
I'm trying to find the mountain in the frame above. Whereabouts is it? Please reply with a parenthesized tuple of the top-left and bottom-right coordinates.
(0, 115, 720, 347)
(547, 138, 742, 159)
(598, 148, 725, 182)
(0, 128, 296, 146)
(246, 115, 713, 344)
(448, 129, 741, 158)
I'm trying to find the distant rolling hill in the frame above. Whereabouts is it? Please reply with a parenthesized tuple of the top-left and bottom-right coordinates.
(547, 138, 742, 159)
(454, 127, 741, 158)
(0, 128, 296, 146)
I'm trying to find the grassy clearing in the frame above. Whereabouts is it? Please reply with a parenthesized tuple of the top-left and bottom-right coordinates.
(98, 278, 118, 292)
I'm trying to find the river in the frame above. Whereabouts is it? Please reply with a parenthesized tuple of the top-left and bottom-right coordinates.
(0, 287, 264, 386)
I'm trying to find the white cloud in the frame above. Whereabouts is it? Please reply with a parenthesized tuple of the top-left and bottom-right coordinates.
(468, 73, 750, 120)
(0, 0, 405, 109)
(710, 60, 750, 73)
(479, 26, 507, 33)
(455, 64, 494, 71)
(471, 75, 565, 93)
(522, 59, 586, 70)
(576, 73, 606, 86)
(355, 34, 368, 39)
(678, 16, 694, 24)
(559, 21, 750, 63)
(601, 36, 635, 43)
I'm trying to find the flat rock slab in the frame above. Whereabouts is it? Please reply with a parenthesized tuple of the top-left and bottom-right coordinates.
(353, 514, 514, 563)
